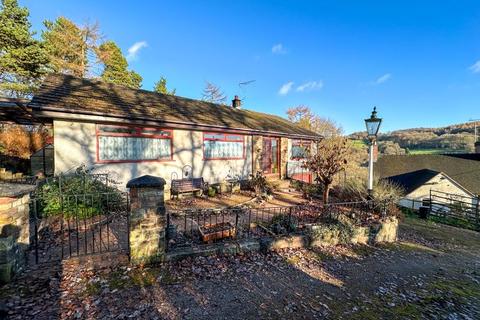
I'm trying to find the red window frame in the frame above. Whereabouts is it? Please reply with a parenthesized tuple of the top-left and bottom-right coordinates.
(291, 139, 311, 160)
(96, 124, 174, 163)
(202, 132, 245, 160)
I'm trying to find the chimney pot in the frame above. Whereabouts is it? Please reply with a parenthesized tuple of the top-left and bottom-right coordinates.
(232, 95, 241, 109)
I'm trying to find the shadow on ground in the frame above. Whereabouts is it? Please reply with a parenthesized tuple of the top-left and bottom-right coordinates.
(2, 216, 480, 319)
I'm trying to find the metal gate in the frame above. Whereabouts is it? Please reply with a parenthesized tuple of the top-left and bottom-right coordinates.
(29, 192, 130, 264)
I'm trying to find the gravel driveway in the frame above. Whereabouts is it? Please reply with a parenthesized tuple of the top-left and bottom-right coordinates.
(2, 216, 480, 319)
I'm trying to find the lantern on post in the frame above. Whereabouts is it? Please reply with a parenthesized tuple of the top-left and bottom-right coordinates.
(364, 107, 382, 196)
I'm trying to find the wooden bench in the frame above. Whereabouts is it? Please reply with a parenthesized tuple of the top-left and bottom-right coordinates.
(171, 178, 207, 199)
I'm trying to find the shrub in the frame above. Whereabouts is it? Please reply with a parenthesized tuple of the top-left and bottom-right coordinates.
(335, 177, 404, 204)
(249, 171, 272, 196)
(207, 186, 216, 197)
(269, 213, 298, 234)
(309, 217, 355, 244)
(36, 166, 123, 219)
(290, 179, 322, 199)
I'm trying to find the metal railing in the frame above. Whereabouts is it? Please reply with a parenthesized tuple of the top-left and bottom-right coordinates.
(166, 200, 383, 251)
(29, 191, 130, 264)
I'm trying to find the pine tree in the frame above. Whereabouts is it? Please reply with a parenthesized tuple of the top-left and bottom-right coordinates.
(42, 17, 100, 77)
(0, 0, 48, 97)
(202, 81, 226, 104)
(97, 41, 142, 89)
(154, 76, 176, 95)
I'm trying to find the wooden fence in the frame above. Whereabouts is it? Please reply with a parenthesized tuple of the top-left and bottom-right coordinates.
(428, 190, 479, 231)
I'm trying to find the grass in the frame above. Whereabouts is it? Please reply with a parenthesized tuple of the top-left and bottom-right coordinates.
(286, 255, 301, 265)
(401, 216, 480, 249)
(429, 215, 479, 232)
(345, 278, 480, 319)
(407, 148, 464, 155)
(350, 139, 367, 149)
(401, 206, 480, 234)
(84, 281, 102, 296)
(106, 267, 178, 291)
(396, 241, 443, 254)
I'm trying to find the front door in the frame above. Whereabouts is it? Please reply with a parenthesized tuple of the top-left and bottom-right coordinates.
(261, 137, 279, 174)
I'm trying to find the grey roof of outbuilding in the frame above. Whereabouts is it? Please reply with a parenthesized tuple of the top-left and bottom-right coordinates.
(375, 154, 480, 195)
(384, 169, 440, 194)
(29, 74, 321, 139)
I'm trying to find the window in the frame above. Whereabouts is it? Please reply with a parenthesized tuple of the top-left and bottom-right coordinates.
(291, 140, 311, 159)
(96, 125, 172, 163)
(203, 132, 244, 160)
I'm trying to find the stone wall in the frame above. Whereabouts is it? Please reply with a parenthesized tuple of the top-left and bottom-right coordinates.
(305, 216, 398, 247)
(0, 184, 35, 283)
(166, 217, 400, 261)
(127, 176, 166, 264)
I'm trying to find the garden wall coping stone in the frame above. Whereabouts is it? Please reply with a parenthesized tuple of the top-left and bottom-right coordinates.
(0, 183, 36, 198)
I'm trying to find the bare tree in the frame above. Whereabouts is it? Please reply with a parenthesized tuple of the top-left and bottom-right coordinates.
(202, 81, 227, 104)
(287, 105, 342, 137)
(302, 137, 350, 204)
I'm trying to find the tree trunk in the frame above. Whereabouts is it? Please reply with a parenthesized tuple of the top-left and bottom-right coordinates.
(323, 183, 331, 204)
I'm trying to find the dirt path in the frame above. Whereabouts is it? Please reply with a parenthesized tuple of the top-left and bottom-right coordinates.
(2, 217, 480, 319)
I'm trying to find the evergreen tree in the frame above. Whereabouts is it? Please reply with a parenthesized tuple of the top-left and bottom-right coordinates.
(97, 41, 142, 89)
(0, 0, 48, 97)
(154, 76, 176, 95)
(42, 17, 100, 77)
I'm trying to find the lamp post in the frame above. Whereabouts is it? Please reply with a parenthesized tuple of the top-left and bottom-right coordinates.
(365, 107, 382, 197)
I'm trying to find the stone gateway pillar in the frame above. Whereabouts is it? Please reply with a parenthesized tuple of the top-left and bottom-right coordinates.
(126, 175, 166, 264)
(0, 183, 35, 283)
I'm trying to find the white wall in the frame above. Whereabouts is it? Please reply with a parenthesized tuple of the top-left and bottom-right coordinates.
(53, 120, 253, 190)
(399, 173, 474, 210)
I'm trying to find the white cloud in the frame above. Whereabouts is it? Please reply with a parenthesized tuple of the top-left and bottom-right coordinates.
(278, 81, 294, 95)
(375, 73, 391, 84)
(272, 43, 287, 54)
(126, 41, 147, 61)
(296, 81, 324, 92)
(469, 60, 480, 73)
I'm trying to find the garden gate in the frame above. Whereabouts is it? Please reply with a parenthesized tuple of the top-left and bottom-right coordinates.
(28, 174, 131, 265)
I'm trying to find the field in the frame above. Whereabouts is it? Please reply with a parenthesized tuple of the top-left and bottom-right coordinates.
(349, 139, 466, 155)
(407, 148, 466, 155)
(350, 139, 367, 148)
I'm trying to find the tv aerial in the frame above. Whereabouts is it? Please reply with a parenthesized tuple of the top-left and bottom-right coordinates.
(238, 80, 256, 102)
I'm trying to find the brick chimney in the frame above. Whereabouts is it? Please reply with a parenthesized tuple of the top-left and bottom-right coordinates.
(232, 95, 241, 109)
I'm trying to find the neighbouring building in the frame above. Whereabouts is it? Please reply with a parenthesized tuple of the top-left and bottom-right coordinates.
(28, 74, 320, 194)
(30, 138, 54, 177)
(376, 154, 480, 209)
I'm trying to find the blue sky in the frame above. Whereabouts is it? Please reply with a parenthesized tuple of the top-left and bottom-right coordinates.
(21, 0, 480, 133)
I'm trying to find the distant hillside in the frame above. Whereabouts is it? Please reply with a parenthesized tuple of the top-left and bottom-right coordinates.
(349, 122, 477, 154)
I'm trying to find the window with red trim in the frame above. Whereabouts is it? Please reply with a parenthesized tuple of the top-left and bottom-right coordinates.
(291, 140, 311, 159)
(96, 125, 173, 162)
(203, 132, 244, 160)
